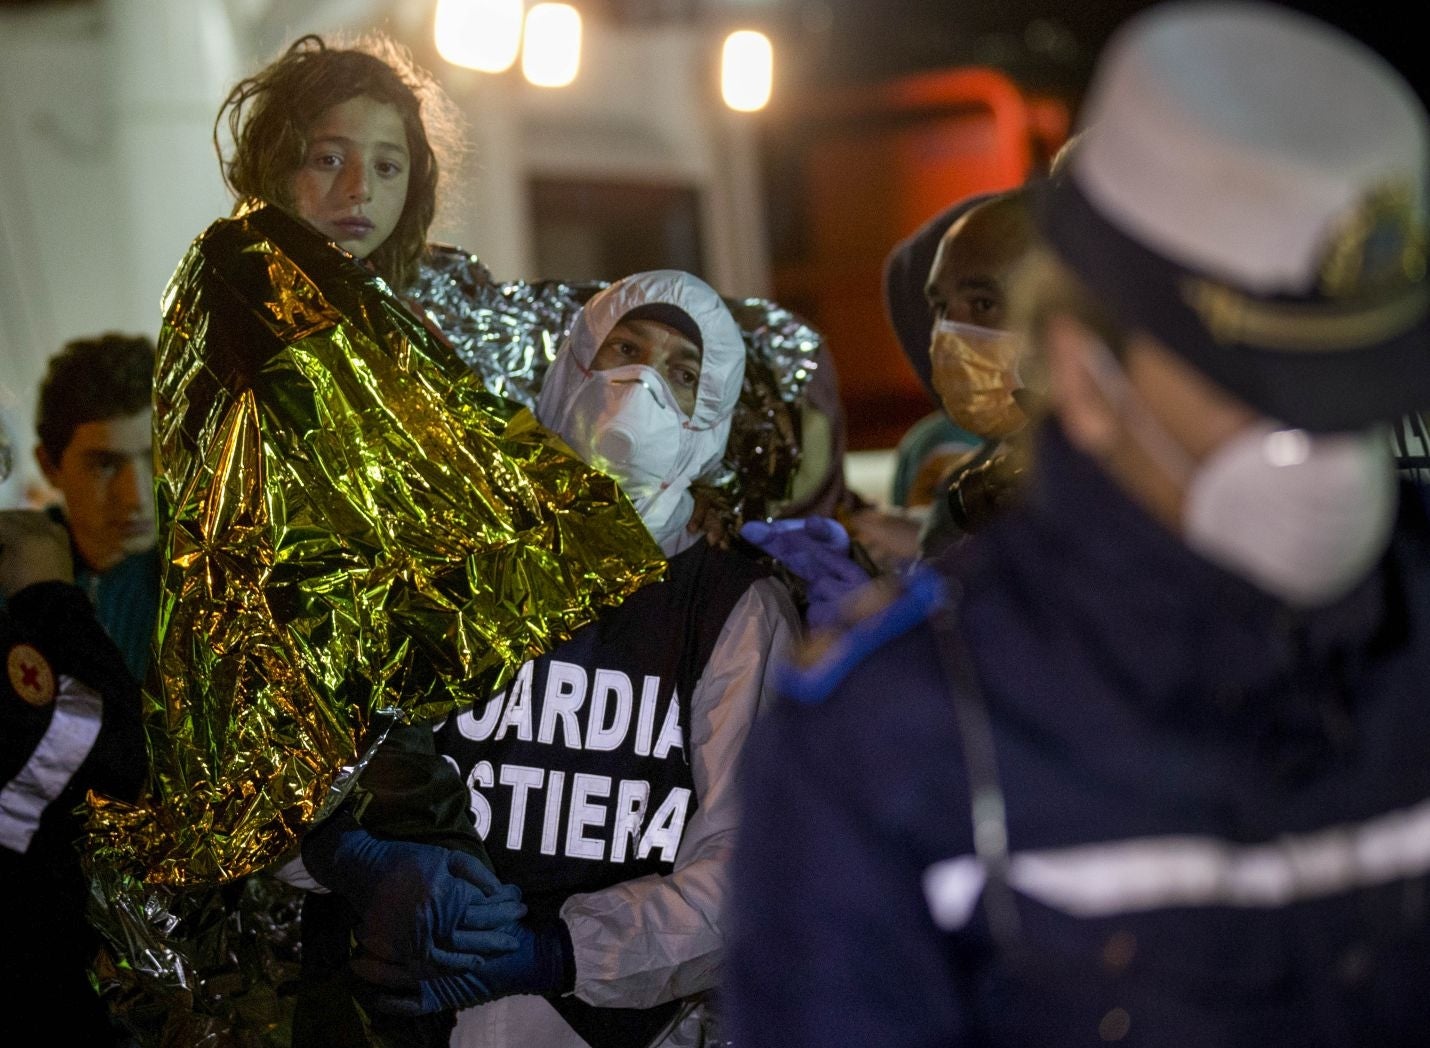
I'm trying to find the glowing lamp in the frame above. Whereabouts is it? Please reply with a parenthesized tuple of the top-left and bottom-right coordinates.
(522, 3, 582, 88)
(721, 29, 773, 112)
(434, 0, 524, 74)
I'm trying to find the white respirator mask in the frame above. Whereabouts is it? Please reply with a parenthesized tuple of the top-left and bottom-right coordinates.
(558, 364, 692, 545)
(1082, 341, 1397, 607)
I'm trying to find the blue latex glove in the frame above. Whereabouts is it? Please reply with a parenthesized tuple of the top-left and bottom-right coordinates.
(364, 917, 574, 1017)
(473, 917, 574, 998)
(741, 516, 871, 628)
(361, 969, 493, 1017)
(301, 813, 526, 980)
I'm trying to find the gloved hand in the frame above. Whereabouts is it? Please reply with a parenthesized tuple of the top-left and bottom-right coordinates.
(471, 917, 575, 999)
(361, 969, 493, 1018)
(362, 917, 574, 1017)
(301, 812, 526, 980)
(741, 516, 872, 628)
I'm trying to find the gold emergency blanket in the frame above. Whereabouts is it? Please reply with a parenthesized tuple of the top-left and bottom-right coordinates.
(86, 203, 665, 891)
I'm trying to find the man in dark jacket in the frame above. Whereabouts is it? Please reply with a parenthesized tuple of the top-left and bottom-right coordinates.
(725, 3, 1430, 1045)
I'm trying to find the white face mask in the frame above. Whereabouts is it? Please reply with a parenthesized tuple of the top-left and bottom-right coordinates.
(1183, 424, 1397, 607)
(558, 364, 690, 543)
(1082, 343, 1397, 607)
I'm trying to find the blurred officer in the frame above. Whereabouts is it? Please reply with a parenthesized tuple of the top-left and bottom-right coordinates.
(0, 421, 146, 1043)
(726, 3, 1430, 1046)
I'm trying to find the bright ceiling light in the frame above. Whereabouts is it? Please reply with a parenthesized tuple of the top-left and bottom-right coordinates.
(721, 29, 773, 112)
(434, 0, 524, 74)
(522, 3, 582, 88)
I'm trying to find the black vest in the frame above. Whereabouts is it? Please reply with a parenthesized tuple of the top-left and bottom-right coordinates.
(434, 539, 769, 1046)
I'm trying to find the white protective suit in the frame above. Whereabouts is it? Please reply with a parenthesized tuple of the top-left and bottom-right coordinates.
(447, 271, 800, 1047)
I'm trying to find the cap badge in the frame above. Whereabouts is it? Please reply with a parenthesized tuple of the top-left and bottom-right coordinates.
(1319, 181, 1427, 299)
(1181, 180, 1430, 353)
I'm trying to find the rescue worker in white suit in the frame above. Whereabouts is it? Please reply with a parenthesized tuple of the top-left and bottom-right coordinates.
(433, 269, 801, 1048)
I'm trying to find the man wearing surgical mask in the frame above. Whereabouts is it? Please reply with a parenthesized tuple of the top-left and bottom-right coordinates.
(434, 270, 800, 1047)
(727, 4, 1430, 1045)
(921, 189, 1038, 549)
(844, 190, 1037, 571)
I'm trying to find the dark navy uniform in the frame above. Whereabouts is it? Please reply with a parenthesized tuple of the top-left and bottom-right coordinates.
(1, 580, 145, 1043)
(726, 424, 1430, 1048)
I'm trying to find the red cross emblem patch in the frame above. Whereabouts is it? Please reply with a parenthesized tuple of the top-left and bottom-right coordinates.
(7, 644, 55, 707)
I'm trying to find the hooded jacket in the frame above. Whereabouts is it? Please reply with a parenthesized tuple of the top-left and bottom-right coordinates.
(537, 270, 746, 555)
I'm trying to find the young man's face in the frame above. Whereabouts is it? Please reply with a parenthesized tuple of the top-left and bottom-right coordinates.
(37, 409, 155, 572)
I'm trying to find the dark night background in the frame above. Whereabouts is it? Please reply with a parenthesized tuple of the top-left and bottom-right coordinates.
(787, 0, 1425, 115)
(1, 0, 1418, 116)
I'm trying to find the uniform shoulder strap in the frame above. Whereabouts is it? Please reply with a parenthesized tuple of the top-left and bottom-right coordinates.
(778, 564, 945, 705)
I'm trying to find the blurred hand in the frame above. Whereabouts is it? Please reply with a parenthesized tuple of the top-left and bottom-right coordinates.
(0, 510, 74, 597)
(947, 443, 1030, 533)
(686, 486, 734, 549)
(907, 448, 980, 508)
(842, 506, 922, 576)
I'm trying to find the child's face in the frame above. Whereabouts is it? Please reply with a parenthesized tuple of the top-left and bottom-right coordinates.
(288, 95, 411, 261)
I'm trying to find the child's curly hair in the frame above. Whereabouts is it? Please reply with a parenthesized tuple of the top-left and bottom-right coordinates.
(215, 33, 463, 290)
